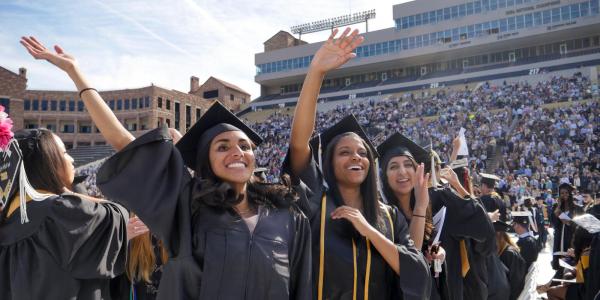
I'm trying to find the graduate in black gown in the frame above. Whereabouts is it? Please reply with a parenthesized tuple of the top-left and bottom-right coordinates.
(512, 211, 539, 270)
(551, 183, 585, 272)
(495, 221, 526, 300)
(286, 28, 430, 300)
(479, 173, 508, 222)
(376, 133, 447, 300)
(442, 163, 497, 300)
(0, 126, 128, 300)
(22, 36, 313, 300)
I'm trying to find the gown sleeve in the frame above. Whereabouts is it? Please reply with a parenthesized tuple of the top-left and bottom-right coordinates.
(96, 126, 191, 255)
(433, 188, 495, 243)
(289, 208, 313, 300)
(390, 205, 432, 300)
(42, 194, 129, 279)
(281, 148, 325, 220)
(501, 247, 526, 300)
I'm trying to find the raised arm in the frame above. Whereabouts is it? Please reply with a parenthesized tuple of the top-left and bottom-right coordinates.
(288, 28, 364, 175)
(20, 36, 134, 151)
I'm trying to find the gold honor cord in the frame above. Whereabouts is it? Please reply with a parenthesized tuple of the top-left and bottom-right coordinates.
(352, 239, 358, 300)
(576, 255, 589, 283)
(317, 193, 375, 300)
(364, 239, 372, 300)
(383, 206, 395, 243)
(318, 194, 327, 300)
(459, 240, 470, 277)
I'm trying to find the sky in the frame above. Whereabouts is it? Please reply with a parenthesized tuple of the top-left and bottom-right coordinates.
(0, 0, 410, 99)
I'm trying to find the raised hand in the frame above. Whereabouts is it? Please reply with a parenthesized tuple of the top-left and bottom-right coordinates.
(412, 163, 431, 211)
(310, 27, 364, 74)
(331, 205, 373, 237)
(20, 36, 77, 73)
(127, 216, 149, 241)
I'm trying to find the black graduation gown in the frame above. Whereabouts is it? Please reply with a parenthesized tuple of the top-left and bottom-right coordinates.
(285, 153, 431, 300)
(517, 235, 539, 271)
(0, 194, 128, 300)
(486, 254, 510, 300)
(586, 233, 600, 300)
(97, 127, 312, 300)
(429, 188, 496, 300)
(550, 205, 583, 269)
(499, 246, 526, 300)
(480, 193, 507, 221)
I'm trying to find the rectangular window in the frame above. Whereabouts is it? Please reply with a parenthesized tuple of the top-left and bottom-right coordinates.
(551, 8, 561, 22)
(516, 15, 525, 29)
(581, 2, 589, 16)
(25, 99, 31, 111)
(525, 13, 533, 27)
(498, 0, 506, 8)
(68, 100, 75, 111)
(459, 4, 467, 17)
(533, 12, 542, 26)
(570, 3, 580, 18)
(561, 5, 571, 21)
(63, 124, 74, 133)
(451, 5, 459, 18)
(41, 100, 48, 111)
(543, 9, 551, 24)
(185, 105, 191, 130)
(490, 0, 497, 10)
(60, 100, 66, 111)
(158, 97, 162, 108)
(408, 15, 415, 27)
(196, 108, 201, 121)
(444, 7, 451, 20)
(132, 98, 138, 109)
(77, 101, 84, 112)
(592, 0, 599, 15)
(32, 99, 39, 110)
(125, 99, 130, 110)
(499, 18, 508, 32)
(429, 11, 436, 24)
(415, 13, 422, 26)
(507, 0, 514, 6)
(174, 102, 180, 130)
(474, 0, 482, 13)
(145, 96, 151, 108)
(507, 16, 516, 30)
(467, 2, 474, 14)
(50, 100, 57, 111)
(109, 99, 115, 110)
(117, 99, 122, 110)
(166, 99, 171, 110)
(437, 9, 444, 22)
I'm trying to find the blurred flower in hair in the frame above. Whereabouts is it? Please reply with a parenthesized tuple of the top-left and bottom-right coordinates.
(0, 105, 14, 150)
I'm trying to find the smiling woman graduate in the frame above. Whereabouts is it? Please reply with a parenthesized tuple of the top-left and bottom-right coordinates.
(21, 36, 311, 300)
(284, 28, 430, 300)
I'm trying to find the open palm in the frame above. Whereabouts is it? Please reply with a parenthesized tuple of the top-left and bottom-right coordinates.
(311, 28, 364, 74)
(20, 36, 77, 73)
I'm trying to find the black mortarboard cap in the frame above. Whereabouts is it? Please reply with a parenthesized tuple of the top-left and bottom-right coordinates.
(511, 210, 532, 225)
(176, 101, 263, 171)
(480, 172, 501, 187)
(494, 221, 512, 232)
(309, 115, 378, 163)
(376, 132, 429, 165)
(559, 182, 575, 192)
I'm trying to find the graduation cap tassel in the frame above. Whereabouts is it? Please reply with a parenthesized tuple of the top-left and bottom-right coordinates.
(317, 134, 329, 190)
(17, 152, 53, 224)
(430, 139, 438, 187)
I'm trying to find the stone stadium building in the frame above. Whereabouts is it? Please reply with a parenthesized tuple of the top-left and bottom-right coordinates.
(249, 0, 600, 111)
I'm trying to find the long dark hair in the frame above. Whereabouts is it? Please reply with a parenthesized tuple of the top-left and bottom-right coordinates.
(17, 128, 69, 195)
(380, 154, 434, 242)
(322, 132, 385, 233)
(191, 133, 297, 213)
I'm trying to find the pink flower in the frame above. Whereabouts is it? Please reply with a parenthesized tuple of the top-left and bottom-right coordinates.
(0, 105, 13, 150)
